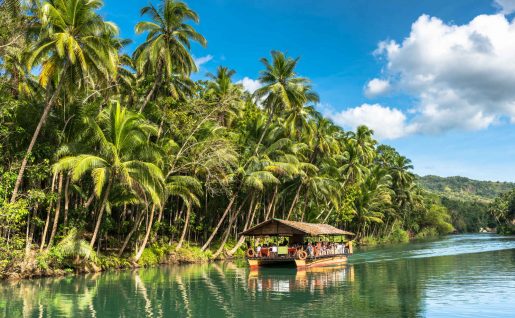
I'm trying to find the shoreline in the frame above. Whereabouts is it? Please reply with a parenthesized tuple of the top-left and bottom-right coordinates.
(1, 244, 228, 281)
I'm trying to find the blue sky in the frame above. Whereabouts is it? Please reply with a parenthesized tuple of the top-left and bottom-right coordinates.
(100, 0, 515, 181)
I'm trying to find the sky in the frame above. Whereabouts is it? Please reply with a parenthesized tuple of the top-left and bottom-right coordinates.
(100, 0, 515, 182)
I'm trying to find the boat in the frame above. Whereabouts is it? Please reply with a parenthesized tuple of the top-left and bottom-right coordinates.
(241, 218, 354, 269)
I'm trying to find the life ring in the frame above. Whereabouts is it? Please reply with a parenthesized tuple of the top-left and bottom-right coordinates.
(297, 250, 307, 260)
(246, 248, 256, 258)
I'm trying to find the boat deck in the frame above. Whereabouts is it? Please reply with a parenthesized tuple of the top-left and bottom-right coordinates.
(247, 252, 350, 269)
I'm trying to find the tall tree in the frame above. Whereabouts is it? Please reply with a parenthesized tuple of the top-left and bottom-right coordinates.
(11, 0, 118, 202)
(54, 101, 164, 250)
(253, 51, 318, 152)
(134, 0, 206, 112)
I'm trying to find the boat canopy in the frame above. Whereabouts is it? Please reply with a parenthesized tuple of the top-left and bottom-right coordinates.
(240, 218, 354, 237)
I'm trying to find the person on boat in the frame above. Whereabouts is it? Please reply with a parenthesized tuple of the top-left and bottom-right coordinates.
(271, 245, 278, 257)
(315, 241, 322, 256)
(337, 242, 344, 254)
(260, 244, 268, 257)
(256, 244, 262, 256)
(307, 242, 314, 257)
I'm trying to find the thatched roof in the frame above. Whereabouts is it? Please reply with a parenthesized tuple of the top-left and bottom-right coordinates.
(240, 218, 354, 237)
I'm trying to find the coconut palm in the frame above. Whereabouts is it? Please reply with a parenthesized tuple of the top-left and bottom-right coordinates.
(348, 125, 377, 165)
(253, 51, 319, 152)
(11, 0, 119, 202)
(53, 101, 164, 250)
(134, 0, 206, 112)
(353, 167, 392, 239)
(206, 66, 245, 126)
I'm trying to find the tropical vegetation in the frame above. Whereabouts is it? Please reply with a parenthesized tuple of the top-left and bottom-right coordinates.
(0, 0, 455, 278)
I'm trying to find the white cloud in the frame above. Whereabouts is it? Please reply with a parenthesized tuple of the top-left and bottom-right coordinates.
(364, 78, 391, 97)
(374, 13, 515, 134)
(495, 0, 515, 14)
(321, 103, 415, 140)
(236, 77, 262, 93)
(193, 55, 213, 70)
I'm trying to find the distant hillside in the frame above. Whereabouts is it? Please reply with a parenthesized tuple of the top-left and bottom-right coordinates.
(416, 175, 515, 232)
(416, 175, 515, 202)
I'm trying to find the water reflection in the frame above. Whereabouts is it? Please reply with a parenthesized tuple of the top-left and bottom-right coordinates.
(248, 266, 354, 294)
(1, 234, 514, 318)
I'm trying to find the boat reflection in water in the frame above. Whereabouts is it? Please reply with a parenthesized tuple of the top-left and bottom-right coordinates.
(247, 265, 354, 293)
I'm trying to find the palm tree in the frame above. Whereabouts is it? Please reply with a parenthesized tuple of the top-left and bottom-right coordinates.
(340, 142, 368, 187)
(134, 0, 206, 112)
(53, 101, 164, 251)
(348, 125, 376, 165)
(253, 51, 319, 152)
(11, 0, 119, 202)
(353, 167, 392, 239)
(205, 66, 244, 126)
(167, 175, 203, 251)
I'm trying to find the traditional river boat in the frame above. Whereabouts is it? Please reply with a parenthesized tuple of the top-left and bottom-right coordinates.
(242, 218, 354, 269)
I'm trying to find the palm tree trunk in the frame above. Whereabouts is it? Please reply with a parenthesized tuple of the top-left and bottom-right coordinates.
(227, 196, 257, 256)
(286, 184, 302, 220)
(63, 174, 70, 226)
(201, 195, 236, 251)
(254, 111, 274, 155)
(89, 178, 113, 251)
(84, 192, 95, 209)
(40, 174, 57, 251)
(265, 186, 277, 220)
(175, 204, 191, 251)
(134, 204, 156, 262)
(47, 173, 63, 248)
(10, 65, 68, 203)
(140, 69, 162, 113)
(152, 204, 165, 242)
(212, 197, 248, 259)
(117, 208, 145, 257)
(25, 203, 37, 257)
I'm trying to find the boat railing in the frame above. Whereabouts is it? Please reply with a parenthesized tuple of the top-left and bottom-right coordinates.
(248, 246, 351, 260)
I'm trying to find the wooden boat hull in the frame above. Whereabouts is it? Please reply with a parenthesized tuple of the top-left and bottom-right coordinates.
(248, 255, 348, 269)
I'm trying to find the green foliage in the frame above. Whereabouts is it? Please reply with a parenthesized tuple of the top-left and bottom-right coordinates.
(0, 0, 481, 279)
(98, 255, 131, 270)
(389, 225, 410, 243)
(417, 175, 514, 200)
(414, 227, 439, 239)
(489, 188, 515, 234)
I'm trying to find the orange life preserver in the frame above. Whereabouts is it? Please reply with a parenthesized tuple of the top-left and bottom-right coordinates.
(246, 248, 256, 258)
(297, 250, 307, 260)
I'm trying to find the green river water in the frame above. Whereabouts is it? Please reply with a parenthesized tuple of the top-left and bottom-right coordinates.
(1, 234, 514, 317)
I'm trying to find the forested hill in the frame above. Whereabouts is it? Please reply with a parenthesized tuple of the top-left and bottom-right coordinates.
(417, 175, 515, 233)
(417, 175, 515, 201)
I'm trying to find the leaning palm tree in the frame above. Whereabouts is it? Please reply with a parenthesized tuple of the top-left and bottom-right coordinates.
(168, 175, 202, 251)
(134, 0, 206, 112)
(54, 101, 164, 251)
(11, 0, 119, 202)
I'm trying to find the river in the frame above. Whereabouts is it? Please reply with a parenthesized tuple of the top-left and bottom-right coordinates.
(1, 234, 514, 317)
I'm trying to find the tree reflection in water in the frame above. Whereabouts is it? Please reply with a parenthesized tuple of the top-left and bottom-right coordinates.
(1, 236, 514, 318)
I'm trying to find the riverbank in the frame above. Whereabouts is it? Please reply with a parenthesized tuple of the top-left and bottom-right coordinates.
(1, 243, 242, 281)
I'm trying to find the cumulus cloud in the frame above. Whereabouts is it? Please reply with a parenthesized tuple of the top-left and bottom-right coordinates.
(321, 103, 415, 140)
(236, 77, 262, 93)
(373, 13, 515, 134)
(364, 78, 391, 97)
(193, 55, 213, 70)
(495, 0, 515, 14)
